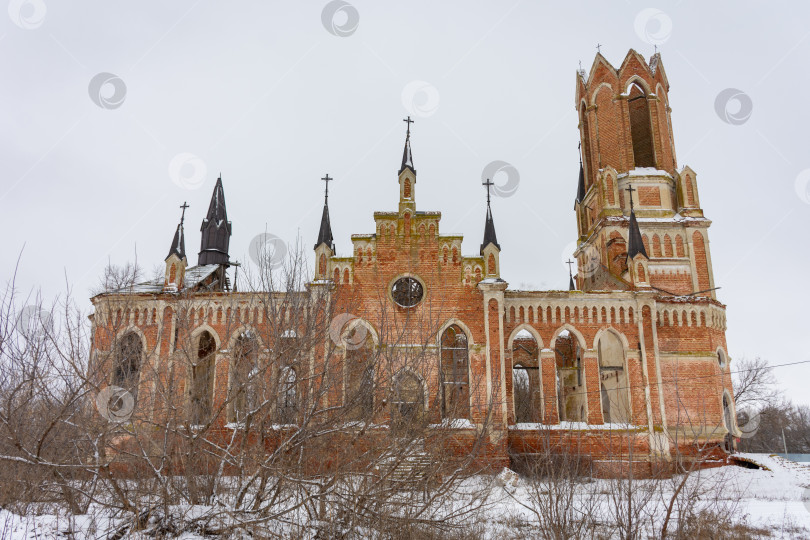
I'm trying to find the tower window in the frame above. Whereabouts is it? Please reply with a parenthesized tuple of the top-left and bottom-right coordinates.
(627, 83, 655, 168)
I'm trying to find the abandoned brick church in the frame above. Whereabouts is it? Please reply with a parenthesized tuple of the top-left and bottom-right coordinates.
(90, 50, 738, 470)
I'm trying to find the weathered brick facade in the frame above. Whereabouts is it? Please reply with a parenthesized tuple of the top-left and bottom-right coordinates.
(89, 50, 737, 474)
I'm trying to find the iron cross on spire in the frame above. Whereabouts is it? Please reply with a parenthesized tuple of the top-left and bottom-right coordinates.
(403, 115, 414, 138)
(179, 201, 189, 225)
(596, 43, 602, 53)
(483, 178, 494, 205)
(625, 184, 637, 211)
(321, 174, 332, 202)
(566, 258, 575, 278)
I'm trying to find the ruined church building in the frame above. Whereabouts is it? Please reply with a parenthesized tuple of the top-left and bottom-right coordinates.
(90, 50, 738, 470)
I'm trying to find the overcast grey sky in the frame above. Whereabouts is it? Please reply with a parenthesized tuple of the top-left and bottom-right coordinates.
(2, 1, 809, 405)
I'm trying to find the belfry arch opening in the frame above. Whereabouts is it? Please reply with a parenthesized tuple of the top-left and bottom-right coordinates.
(597, 331, 630, 424)
(627, 82, 655, 168)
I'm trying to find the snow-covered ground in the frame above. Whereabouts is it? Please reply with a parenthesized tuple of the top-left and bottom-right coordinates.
(1, 454, 809, 539)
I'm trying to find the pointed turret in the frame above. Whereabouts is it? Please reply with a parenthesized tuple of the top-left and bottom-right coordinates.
(198, 176, 232, 267)
(480, 179, 501, 278)
(166, 223, 185, 261)
(398, 117, 417, 215)
(625, 185, 648, 260)
(399, 117, 415, 176)
(313, 174, 335, 281)
(164, 202, 189, 292)
(626, 210, 647, 260)
(480, 181, 500, 254)
(314, 174, 334, 251)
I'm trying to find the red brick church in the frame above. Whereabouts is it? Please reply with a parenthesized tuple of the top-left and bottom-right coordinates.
(90, 50, 738, 472)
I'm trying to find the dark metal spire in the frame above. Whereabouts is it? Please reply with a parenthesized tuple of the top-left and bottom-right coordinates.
(566, 259, 576, 291)
(480, 179, 500, 255)
(625, 184, 648, 259)
(315, 174, 334, 250)
(399, 116, 415, 175)
(166, 202, 188, 261)
(198, 176, 232, 266)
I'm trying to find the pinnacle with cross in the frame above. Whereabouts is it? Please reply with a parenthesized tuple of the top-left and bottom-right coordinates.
(321, 174, 332, 202)
(483, 178, 494, 206)
(403, 116, 414, 139)
(596, 43, 602, 54)
(626, 184, 637, 211)
(179, 202, 189, 226)
(566, 258, 575, 278)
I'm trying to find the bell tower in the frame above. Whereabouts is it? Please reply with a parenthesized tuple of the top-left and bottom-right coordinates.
(573, 50, 716, 298)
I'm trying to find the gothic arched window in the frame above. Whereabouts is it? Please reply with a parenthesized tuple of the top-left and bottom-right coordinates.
(345, 333, 375, 421)
(512, 329, 540, 423)
(113, 332, 142, 401)
(554, 330, 585, 422)
(190, 331, 216, 425)
(229, 331, 259, 423)
(277, 366, 298, 425)
(391, 371, 424, 429)
(597, 332, 630, 424)
(440, 324, 470, 419)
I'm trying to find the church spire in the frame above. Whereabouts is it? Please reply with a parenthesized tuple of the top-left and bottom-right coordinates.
(566, 259, 576, 291)
(315, 174, 334, 250)
(399, 116, 415, 175)
(198, 176, 232, 266)
(166, 202, 188, 261)
(480, 179, 500, 254)
(625, 185, 648, 260)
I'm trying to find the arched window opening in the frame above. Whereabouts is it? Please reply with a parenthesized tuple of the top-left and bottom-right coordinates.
(512, 329, 541, 423)
(440, 324, 470, 419)
(169, 264, 176, 284)
(391, 371, 424, 431)
(277, 366, 298, 425)
(598, 332, 630, 424)
(403, 178, 411, 199)
(113, 333, 142, 402)
(345, 332, 375, 421)
(191, 331, 216, 425)
(554, 330, 585, 422)
(628, 83, 655, 168)
(718, 350, 727, 369)
(230, 331, 259, 423)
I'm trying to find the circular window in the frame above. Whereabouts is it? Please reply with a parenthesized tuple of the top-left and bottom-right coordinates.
(391, 276, 424, 308)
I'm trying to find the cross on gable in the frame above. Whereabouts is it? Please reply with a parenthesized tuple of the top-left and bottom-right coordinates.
(321, 174, 332, 200)
(625, 184, 637, 211)
(403, 116, 414, 138)
(179, 201, 189, 225)
(483, 178, 494, 204)
(596, 43, 602, 53)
